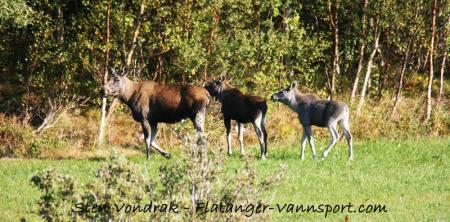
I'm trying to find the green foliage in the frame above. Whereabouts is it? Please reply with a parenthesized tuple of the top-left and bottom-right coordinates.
(0, 0, 35, 28)
(30, 169, 79, 222)
(30, 139, 284, 221)
(1, 0, 448, 126)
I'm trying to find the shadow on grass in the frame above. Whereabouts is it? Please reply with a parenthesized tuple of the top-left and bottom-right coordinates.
(54, 156, 107, 161)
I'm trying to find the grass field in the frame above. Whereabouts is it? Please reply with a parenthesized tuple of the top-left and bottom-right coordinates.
(0, 138, 449, 221)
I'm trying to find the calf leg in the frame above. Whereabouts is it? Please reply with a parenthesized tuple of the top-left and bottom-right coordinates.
(224, 118, 232, 155)
(322, 123, 338, 159)
(237, 123, 244, 155)
(300, 131, 307, 160)
(340, 118, 353, 160)
(150, 123, 171, 159)
(253, 112, 266, 160)
(304, 126, 317, 159)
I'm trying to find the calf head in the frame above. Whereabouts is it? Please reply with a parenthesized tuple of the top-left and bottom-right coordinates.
(271, 81, 298, 105)
(103, 67, 127, 97)
(204, 76, 225, 97)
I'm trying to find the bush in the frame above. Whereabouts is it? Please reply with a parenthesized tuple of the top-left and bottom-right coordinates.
(30, 169, 79, 222)
(31, 137, 285, 221)
(0, 114, 44, 158)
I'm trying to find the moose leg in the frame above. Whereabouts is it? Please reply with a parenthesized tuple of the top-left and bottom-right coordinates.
(237, 123, 244, 155)
(322, 123, 338, 159)
(340, 119, 353, 160)
(253, 112, 266, 160)
(150, 123, 171, 159)
(304, 126, 317, 159)
(300, 131, 307, 160)
(224, 118, 232, 155)
(193, 107, 206, 145)
(261, 113, 268, 157)
(141, 121, 152, 160)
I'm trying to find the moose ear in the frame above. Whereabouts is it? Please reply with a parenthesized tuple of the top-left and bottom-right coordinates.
(120, 66, 127, 76)
(216, 75, 224, 84)
(110, 67, 117, 76)
(290, 81, 298, 89)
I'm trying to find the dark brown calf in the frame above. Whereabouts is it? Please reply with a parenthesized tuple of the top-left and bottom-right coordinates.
(204, 78, 268, 159)
(103, 67, 211, 159)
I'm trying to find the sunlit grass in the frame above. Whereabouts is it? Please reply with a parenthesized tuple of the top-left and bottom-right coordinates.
(0, 138, 448, 221)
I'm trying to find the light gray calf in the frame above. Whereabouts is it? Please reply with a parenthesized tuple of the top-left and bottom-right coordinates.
(271, 81, 353, 160)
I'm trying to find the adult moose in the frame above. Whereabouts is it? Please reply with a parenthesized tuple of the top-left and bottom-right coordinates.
(204, 77, 268, 159)
(103, 67, 211, 160)
(271, 81, 353, 160)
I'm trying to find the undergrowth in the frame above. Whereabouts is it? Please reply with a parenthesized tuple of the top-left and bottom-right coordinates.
(1, 95, 448, 159)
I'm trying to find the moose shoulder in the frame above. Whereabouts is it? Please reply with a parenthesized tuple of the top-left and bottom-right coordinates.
(103, 67, 211, 159)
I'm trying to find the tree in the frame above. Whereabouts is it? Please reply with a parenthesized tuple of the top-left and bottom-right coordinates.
(425, 0, 437, 122)
(327, 0, 340, 100)
(98, 0, 111, 145)
(350, 0, 368, 103)
(357, 14, 380, 116)
(390, 0, 422, 116)
(437, 0, 449, 102)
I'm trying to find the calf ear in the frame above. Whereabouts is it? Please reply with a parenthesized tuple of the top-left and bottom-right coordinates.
(290, 81, 298, 89)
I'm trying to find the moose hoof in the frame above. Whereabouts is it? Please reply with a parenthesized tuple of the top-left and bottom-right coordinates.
(164, 153, 172, 159)
(261, 155, 267, 160)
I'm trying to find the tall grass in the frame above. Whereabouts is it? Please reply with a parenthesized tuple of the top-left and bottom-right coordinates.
(0, 95, 448, 159)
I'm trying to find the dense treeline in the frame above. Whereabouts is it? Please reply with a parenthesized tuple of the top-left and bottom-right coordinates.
(0, 0, 448, 127)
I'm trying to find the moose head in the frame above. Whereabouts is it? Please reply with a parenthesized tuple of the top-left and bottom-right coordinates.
(103, 66, 129, 97)
(271, 81, 299, 105)
(203, 76, 226, 97)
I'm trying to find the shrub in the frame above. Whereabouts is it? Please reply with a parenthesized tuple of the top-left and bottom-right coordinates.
(30, 169, 80, 221)
(31, 136, 285, 221)
(0, 114, 43, 158)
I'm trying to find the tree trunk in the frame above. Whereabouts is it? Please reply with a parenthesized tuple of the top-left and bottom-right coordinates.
(57, 0, 64, 44)
(327, 0, 340, 100)
(204, 7, 220, 80)
(425, 0, 437, 122)
(376, 48, 388, 100)
(438, 52, 447, 102)
(106, 1, 146, 123)
(390, 0, 421, 116)
(98, 0, 111, 145)
(126, 1, 145, 66)
(390, 40, 412, 116)
(438, 9, 449, 102)
(350, 0, 368, 103)
(357, 16, 380, 116)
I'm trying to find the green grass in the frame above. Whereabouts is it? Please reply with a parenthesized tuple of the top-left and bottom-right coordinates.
(0, 138, 449, 221)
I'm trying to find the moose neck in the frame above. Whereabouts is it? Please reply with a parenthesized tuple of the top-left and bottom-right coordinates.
(285, 89, 302, 110)
(118, 77, 138, 105)
(217, 82, 234, 101)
